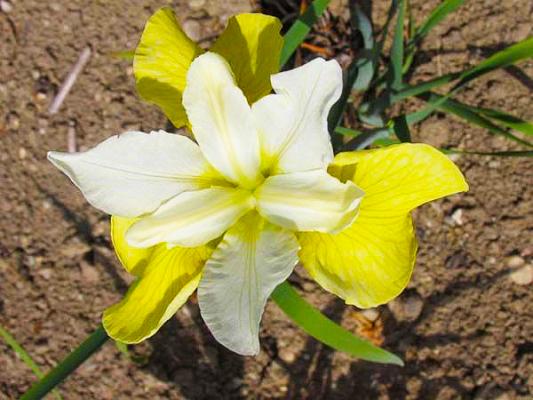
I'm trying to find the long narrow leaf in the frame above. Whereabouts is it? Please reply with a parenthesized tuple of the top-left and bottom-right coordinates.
(453, 36, 533, 90)
(442, 148, 533, 157)
(0, 324, 63, 400)
(390, 0, 406, 89)
(471, 106, 533, 136)
(271, 282, 404, 365)
(279, 0, 331, 66)
(410, 0, 465, 45)
(351, 4, 376, 91)
(406, 92, 533, 147)
(391, 115, 412, 142)
(396, 37, 533, 121)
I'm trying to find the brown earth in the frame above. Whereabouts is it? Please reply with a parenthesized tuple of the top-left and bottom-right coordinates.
(0, 0, 532, 399)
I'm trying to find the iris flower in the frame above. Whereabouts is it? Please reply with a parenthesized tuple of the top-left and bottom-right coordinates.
(48, 10, 468, 355)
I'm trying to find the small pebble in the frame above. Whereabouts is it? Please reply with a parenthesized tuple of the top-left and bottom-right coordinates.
(451, 208, 464, 225)
(0, 0, 13, 13)
(388, 292, 424, 322)
(18, 147, 27, 159)
(182, 19, 202, 41)
(509, 265, 532, 286)
(505, 255, 525, 268)
(361, 308, 380, 322)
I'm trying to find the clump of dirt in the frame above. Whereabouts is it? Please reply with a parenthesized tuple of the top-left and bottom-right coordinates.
(1, 0, 532, 399)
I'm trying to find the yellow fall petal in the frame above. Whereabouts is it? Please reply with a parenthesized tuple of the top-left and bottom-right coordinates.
(299, 143, 468, 308)
(103, 243, 212, 344)
(134, 7, 203, 128)
(111, 216, 155, 276)
(211, 13, 283, 104)
(330, 143, 469, 216)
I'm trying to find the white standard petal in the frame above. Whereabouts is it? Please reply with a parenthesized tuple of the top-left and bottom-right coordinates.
(48, 131, 224, 217)
(198, 212, 299, 356)
(125, 187, 255, 248)
(255, 169, 365, 233)
(183, 52, 262, 189)
(252, 58, 342, 174)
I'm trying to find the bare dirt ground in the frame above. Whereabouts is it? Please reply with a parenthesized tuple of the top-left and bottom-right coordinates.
(0, 0, 532, 399)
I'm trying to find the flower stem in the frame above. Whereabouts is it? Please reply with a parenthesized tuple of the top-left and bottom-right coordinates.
(21, 324, 109, 400)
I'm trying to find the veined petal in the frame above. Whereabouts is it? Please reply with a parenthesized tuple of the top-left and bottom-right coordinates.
(211, 13, 283, 104)
(103, 244, 211, 343)
(255, 170, 364, 233)
(48, 131, 224, 218)
(330, 143, 469, 216)
(252, 58, 342, 174)
(111, 216, 155, 276)
(299, 143, 469, 308)
(183, 52, 262, 188)
(134, 7, 203, 128)
(298, 214, 417, 309)
(126, 187, 255, 248)
(198, 212, 299, 355)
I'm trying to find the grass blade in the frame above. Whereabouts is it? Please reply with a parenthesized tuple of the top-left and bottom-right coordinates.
(410, 0, 465, 45)
(279, 0, 331, 66)
(471, 106, 533, 136)
(442, 149, 533, 157)
(391, 115, 412, 142)
(0, 324, 63, 400)
(406, 92, 533, 147)
(351, 4, 376, 91)
(453, 36, 533, 90)
(271, 282, 404, 365)
(390, 0, 406, 90)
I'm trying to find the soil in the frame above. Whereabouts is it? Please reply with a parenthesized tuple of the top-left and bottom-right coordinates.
(1, 0, 532, 399)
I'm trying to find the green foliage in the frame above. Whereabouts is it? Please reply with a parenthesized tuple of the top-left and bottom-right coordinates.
(330, 0, 533, 154)
(279, 0, 331, 66)
(0, 324, 63, 400)
(271, 282, 403, 365)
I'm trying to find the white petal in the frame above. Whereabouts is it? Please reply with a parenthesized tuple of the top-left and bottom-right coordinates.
(126, 187, 255, 248)
(252, 58, 342, 174)
(48, 131, 224, 217)
(198, 212, 299, 355)
(255, 170, 364, 233)
(183, 52, 262, 188)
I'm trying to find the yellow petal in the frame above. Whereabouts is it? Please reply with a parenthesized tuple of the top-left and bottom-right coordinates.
(134, 8, 203, 128)
(299, 143, 468, 308)
(111, 216, 155, 276)
(103, 243, 211, 343)
(211, 13, 283, 104)
(299, 214, 417, 308)
(330, 143, 469, 216)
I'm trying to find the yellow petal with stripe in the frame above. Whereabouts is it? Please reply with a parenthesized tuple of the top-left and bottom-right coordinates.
(211, 13, 283, 104)
(111, 216, 155, 276)
(103, 242, 212, 343)
(134, 7, 203, 128)
(299, 143, 468, 308)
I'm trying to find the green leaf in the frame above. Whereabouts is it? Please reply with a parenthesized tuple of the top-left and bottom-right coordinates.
(391, 115, 412, 142)
(0, 324, 63, 400)
(279, 0, 331, 67)
(271, 282, 403, 365)
(350, 4, 376, 91)
(453, 36, 533, 91)
(410, 0, 465, 46)
(390, 0, 406, 90)
(471, 106, 533, 136)
(406, 92, 533, 147)
(392, 72, 460, 102)
(397, 37, 533, 122)
(442, 148, 533, 157)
